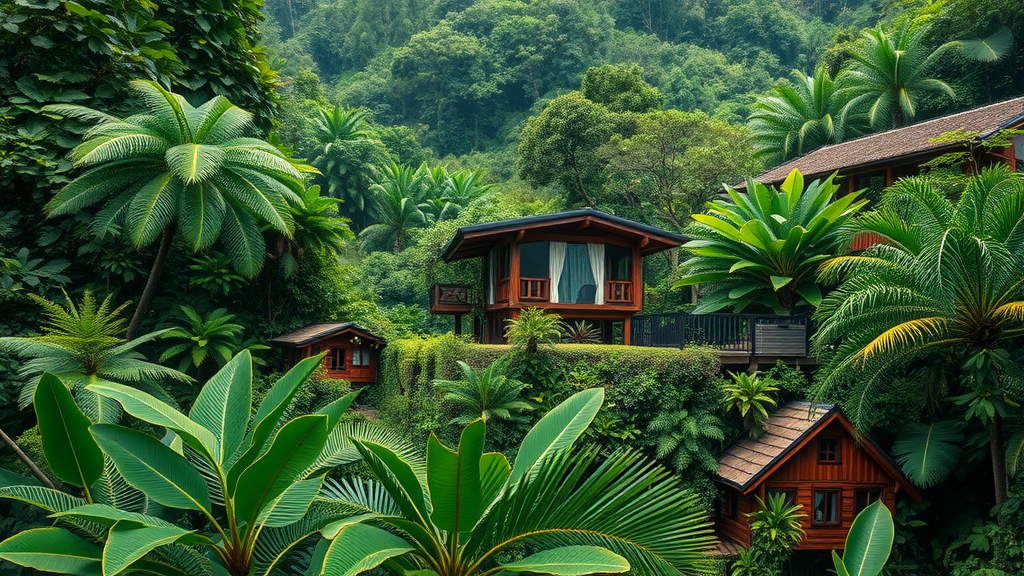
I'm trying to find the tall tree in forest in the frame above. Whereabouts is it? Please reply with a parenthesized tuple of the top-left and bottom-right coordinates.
(43, 81, 304, 338)
(361, 161, 428, 253)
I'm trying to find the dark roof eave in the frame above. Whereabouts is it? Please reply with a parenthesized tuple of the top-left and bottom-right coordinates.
(271, 323, 385, 347)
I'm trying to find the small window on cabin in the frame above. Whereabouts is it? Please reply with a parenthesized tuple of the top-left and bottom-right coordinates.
(519, 242, 549, 279)
(327, 348, 346, 371)
(605, 244, 632, 281)
(855, 490, 882, 515)
(818, 438, 840, 463)
(352, 348, 371, 367)
(812, 490, 840, 526)
(767, 488, 797, 507)
(725, 491, 739, 519)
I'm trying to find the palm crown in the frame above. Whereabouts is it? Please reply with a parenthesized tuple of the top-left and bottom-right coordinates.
(43, 80, 304, 276)
(675, 169, 867, 313)
(434, 359, 534, 425)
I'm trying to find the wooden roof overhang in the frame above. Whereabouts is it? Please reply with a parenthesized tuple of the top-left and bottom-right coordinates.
(441, 209, 688, 262)
(271, 322, 385, 347)
(717, 402, 921, 501)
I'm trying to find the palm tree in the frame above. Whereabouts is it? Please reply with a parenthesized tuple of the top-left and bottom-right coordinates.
(723, 371, 779, 438)
(310, 104, 387, 228)
(0, 291, 190, 414)
(158, 306, 244, 377)
(749, 66, 859, 166)
(813, 167, 1024, 507)
(267, 185, 355, 277)
(503, 307, 565, 355)
(839, 23, 957, 128)
(675, 169, 867, 314)
(433, 358, 534, 424)
(316, 388, 717, 576)
(444, 169, 494, 218)
(361, 161, 428, 253)
(43, 81, 304, 338)
(647, 407, 724, 474)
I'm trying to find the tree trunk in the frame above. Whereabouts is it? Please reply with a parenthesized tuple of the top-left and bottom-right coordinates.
(0, 425, 55, 489)
(127, 227, 174, 339)
(989, 414, 1008, 519)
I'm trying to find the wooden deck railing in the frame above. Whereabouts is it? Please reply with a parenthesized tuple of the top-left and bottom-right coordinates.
(429, 283, 474, 313)
(605, 280, 633, 304)
(519, 277, 549, 301)
(631, 312, 808, 356)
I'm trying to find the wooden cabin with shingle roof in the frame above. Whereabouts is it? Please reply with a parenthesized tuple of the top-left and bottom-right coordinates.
(271, 323, 384, 383)
(716, 401, 920, 551)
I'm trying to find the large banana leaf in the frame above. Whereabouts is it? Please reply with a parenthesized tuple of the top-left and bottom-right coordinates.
(892, 421, 962, 488)
(188, 351, 252, 465)
(34, 373, 104, 491)
(500, 546, 629, 575)
(427, 419, 485, 532)
(0, 527, 103, 576)
(102, 520, 194, 576)
(320, 522, 415, 576)
(509, 388, 602, 485)
(833, 500, 894, 576)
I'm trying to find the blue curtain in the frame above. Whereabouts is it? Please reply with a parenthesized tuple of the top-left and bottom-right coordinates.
(557, 243, 596, 303)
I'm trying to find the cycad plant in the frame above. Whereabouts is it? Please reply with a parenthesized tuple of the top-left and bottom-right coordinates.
(749, 66, 859, 166)
(158, 306, 243, 377)
(433, 358, 534, 424)
(43, 81, 304, 337)
(813, 166, 1024, 506)
(188, 252, 247, 296)
(0, 352, 417, 576)
(312, 388, 717, 576)
(647, 407, 724, 474)
(564, 320, 601, 344)
(361, 161, 428, 253)
(675, 169, 867, 313)
(839, 23, 957, 128)
(0, 291, 189, 411)
(503, 307, 564, 355)
(723, 371, 779, 438)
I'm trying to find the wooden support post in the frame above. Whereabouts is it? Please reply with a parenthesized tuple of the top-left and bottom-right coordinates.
(623, 316, 631, 346)
(454, 314, 462, 335)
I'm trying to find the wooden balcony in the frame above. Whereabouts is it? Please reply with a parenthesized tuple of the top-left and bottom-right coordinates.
(430, 283, 473, 314)
(519, 277, 549, 301)
(605, 280, 633, 304)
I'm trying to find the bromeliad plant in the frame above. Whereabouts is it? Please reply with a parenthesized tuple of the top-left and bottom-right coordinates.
(675, 169, 866, 314)
(0, 351, 414, 576)
(311, 388, 717, 576)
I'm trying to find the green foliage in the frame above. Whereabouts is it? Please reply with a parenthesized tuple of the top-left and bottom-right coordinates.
(361, 161, 429, 253)
(581, 64, 664, 113)
(893, 420, 964, 489)
(504, 307, 565, 355)
(434, 359, 534, 425)
(188, 252, 248, 296)
(315, 388, 716, 576)
(158, 307, 244, 375)
(832, 500, 895, 576)
(563, 321, 601, 344)
(723, 371, 779, 437)
(741, 493, 806, 576)
(676, 169, 867, 313)
(647, 407, 724, 474)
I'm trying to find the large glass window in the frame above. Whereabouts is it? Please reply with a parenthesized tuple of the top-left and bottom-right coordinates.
(327, 348, 346, 371)
(605, 244, 632, 281)
(519, 242, 549, 278)
(557, 243, 597, 303)
(1014, 135, 1024, 171)
(812, 490, 840, 525)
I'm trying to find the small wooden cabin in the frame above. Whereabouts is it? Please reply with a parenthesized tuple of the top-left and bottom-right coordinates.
(271, 323, 384, 383)
(716, 402, 920, 551)
(431, 209, 687, 344)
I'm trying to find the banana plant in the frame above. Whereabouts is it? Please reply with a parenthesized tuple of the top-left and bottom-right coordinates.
(675, 169, 867, 313)
(832, 500, 895, 576)
(0, 351, 416, 576)
(310, 387, 717, 576)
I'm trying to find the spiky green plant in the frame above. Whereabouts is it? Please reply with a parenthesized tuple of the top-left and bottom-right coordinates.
(813, 166, 1024, 506)
(188, 252, 247, 296)
(158, 307, 243, 375)
(42, 81, 304, 337)
(268, 185, 354, 277)
(433, 358, 534, 425)
(309, 105, 385, 228)
(647, 408, 724, 474)
(749, 66, 861, 166)
(745, 493, 806, 576)
(564, 320, 601, 344)
(675, 169, 867, 313)
(723, 372, 779, 437)
(312, 388, 717, 576)
(839, 23, 957, 128)
(360, 161, 428, 253)
(0, 291, 189, 412)
(503, 307, 565, 355)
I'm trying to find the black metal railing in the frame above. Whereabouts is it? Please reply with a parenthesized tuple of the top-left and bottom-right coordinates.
(631, 312, 809, 356)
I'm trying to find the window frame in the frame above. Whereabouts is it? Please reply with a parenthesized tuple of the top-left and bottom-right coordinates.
(818, 437, 841, 464)
(352, 348, 371, 367)
(854, 488, 883, 515)
(327, 347, 346, 372)
(811, 489, 841, 527)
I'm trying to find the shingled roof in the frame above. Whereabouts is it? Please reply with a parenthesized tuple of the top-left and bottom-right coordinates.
(749, 96, 1024, 186)
(271, 323, 384, 347)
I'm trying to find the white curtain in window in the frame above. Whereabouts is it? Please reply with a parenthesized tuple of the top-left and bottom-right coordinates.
(548, 241, 567, 303)
(587, 243, 605, 304)
(487, 249, 495, 305)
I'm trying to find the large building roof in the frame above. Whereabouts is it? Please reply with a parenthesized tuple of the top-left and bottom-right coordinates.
(271, 323, 384, 347)
(717, 401, 919, 499)
(442, 209, 687, 262)
(750, 96, 1024, 186)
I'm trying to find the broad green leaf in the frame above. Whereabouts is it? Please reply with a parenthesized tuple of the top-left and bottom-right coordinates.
(893, 421, 962, 488)
(840, 500, 894, 576)
(88, 381, 218, 464)
(480, 452, 511, 505)
(0, 527, 102, 576)
(319, 523, 414, 576)
(227, 354, 325, 487)
(321, 514, 379, 539)
(233, 415, 329, 525)
(256, 476, 326, 529)
(0, 468, 39, 488)
(832, 550, 852, 576)
(500, 546, 630, 575)
(103, 520, 192, 576)
(427, 419, 485, 532)
(795, 284, 823, 307)
(90, 425, 212, 513)
(770, 275, 793, 290)
(961, 27, 1013, 62)
(189, 351, 252, 465)
(316, 391, 360, 430)
(52, 503, 173, 528)
(510, 388, 603, 485)
(353, 441, 430, 525)
(34, 373, 103, 490)
(1007, 429, 1024, 478)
